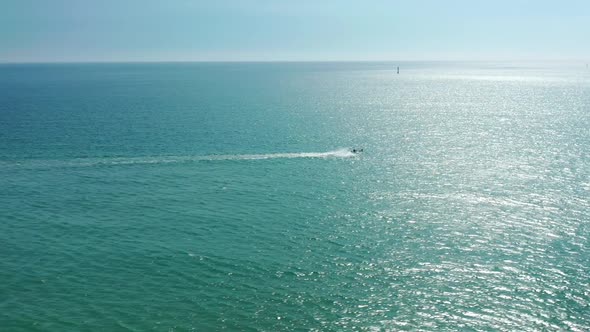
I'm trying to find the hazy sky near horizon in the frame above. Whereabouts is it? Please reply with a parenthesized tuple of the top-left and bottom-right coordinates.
(2, 0, 589, 62)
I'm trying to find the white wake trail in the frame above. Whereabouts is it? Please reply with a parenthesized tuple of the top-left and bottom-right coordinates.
(206, 148, 355, 161)
(2, 149, 357, 170)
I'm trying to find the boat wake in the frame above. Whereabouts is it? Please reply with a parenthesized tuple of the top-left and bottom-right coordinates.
(1, 149, 356, 170)
(210, 148, 355, 161)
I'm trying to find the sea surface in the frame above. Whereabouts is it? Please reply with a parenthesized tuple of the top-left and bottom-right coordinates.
(1, 62, 589, 331)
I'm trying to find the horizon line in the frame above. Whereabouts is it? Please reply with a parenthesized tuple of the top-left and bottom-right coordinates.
(1, 58, 588, 65)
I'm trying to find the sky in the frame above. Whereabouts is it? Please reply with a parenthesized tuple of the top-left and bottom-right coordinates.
(1, 0, 589, 62)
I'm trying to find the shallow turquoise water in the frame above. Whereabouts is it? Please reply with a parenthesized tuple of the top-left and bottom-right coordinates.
(1, 62, 589, 331)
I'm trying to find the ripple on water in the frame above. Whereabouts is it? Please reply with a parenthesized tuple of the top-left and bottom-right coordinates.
(1, 62, 590, 331)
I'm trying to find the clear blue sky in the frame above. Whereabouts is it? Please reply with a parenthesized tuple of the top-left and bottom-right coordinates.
(1, 0, 589, 62)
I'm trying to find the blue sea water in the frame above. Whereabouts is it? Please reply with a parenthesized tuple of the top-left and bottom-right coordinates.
(1, 62, 589, 331)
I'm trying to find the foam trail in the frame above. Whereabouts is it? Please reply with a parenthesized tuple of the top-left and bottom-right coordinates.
(207, 148, 355, 161)
(1, 149, 356, 170)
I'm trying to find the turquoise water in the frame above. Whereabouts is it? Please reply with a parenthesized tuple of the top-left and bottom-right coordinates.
(1, 62, 589, 331)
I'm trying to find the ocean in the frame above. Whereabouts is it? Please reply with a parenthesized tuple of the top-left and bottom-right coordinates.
(1, 62, 589, 331)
